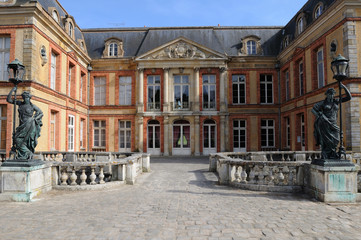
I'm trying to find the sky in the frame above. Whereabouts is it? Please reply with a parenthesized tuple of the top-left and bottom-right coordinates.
(58, 0, 308, 29)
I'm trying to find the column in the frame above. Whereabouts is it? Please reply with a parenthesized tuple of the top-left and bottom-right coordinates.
(163, 68, 169, 112)
(219, 67, 227, 112)
(163, 116, 169, 156)
(220, 115, 226, 152)
(138, 117, 144, 152)
(195, 116, 200, 156)
(194, 67, 200, 112)
(137, 68, 144, 113)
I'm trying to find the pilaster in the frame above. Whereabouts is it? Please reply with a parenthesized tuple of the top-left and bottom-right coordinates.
(194, 67, 200, 112)
(220, 115, 226, 152)
(163, 68, 169, 112)
(219, 67, 227, 112)
(163, 116, 169, 156)
(194, 116, 200, 156)
(137, 68, 144, 113)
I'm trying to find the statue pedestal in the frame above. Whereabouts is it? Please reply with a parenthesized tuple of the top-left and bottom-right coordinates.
(307, 162, 358, 203)
(0, 161, 52, 202)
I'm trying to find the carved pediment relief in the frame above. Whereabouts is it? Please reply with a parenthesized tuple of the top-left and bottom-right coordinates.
(137, 38, 226, 60)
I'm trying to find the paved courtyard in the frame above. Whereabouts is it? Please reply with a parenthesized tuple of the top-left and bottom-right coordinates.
(0, 156, 360, 240)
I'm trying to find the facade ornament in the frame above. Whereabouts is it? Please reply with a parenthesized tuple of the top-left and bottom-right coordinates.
(40, 45, 47, 66)
(151, 41, 207, 59)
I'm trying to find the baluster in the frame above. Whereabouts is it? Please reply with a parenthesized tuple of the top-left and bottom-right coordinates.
(268, 167, 274, 185)
(89, 167, 97, 185)
(70, 167, 77, 186)
(286, 155, 291, 161)
(99, 166, 105, 184)
(235, 166, 240, 182)
(61, 167, 69, 185)
(80, 168, 87, 185)
(270, 154, 273, 161)
(249, 167, 255, 184)
(307, 154, 312, 161)
(258, 169, 264, 185)
(281, 154, 285, 161)
(240, 167, 247, 183)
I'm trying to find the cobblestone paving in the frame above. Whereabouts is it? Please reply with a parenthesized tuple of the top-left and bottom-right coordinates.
(0, 156, 361, 240)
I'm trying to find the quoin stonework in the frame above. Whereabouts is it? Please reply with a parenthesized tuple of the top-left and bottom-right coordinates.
(0, 0, 361, 157)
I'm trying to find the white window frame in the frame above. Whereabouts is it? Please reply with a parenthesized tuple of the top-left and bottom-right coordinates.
(68, 65, 72, 96)
(203, 120, 217, 152)
(247, 40, 256, 55)
(50, 52, 57, 90)
(232, 75, 246, 104)
(118, 120, 131, 151)
(80, 73, 84, 102)
(233, 120, 247, 152)
(50, 111, 56, 150)
(80, 119, 84, 149)
(261, 119, 275, 148)
(297, 17, 304, 34)
(317, 47, 325, 88)
(93, 120, 106, 148)
(299, 61, 304, 96)
(202, 74, 216, 110)
(52, 10, 59, 22)
(314, 5, 323, 19)
(68, 115, 75, 151)
(119, 76, 132, 105)
(147, 75, 161, 110)
(94, 76, 106, 105)
(173, 75, 189, 110)
(0, 36, 10, 81)
(260, 74, 273, 104)
(109, 43, 118, 57)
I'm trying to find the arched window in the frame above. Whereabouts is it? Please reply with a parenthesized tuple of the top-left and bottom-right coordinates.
(297, 17, 304, 34)
(314, 4, 323, 19)
(52, 10, 59, 22)
(247, 40, 256, 55)
(109, 43, 118, 57)
(69, 22, 73, 38)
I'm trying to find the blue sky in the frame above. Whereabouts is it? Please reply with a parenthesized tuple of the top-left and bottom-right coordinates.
(58, 0, 308, 29)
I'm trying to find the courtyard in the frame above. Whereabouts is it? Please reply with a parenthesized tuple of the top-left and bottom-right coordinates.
(0, 156, 360, 240)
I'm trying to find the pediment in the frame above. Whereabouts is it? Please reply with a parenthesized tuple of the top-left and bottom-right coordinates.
(136, 37, 227, 61)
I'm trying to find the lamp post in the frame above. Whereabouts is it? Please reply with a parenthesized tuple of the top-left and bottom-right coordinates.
(330, 54, 349, 160)
(7, 59, 25, 159)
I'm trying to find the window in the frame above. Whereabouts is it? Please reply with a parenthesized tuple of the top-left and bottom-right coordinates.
(233, 120, 246, 151)
(52, 10, 59, 22)
(119, 120, 131, 151)
(247, 40, 256, 55)
(109, 43, 118, 57)
(297, 17, 304, 34)
(301, 114, 305, 150)
(285, 70, 290, 101)
(94, 76, 106, 105)
(68, 64, 74, 96)
(119, 76, 132, 105)
(148, 120, 160, 149)
(69, 22, 73, 38)
(203, 119, 216, 149)
(299, 62, 304, 95)
(173, 120, 190, 148)
(232, 75, 246, 104)
(0, 36, 10, 81)
(261, 119, 275, 148)
(285, 117, 290, 148)
(317, 47, 325, 88)
(80, 73, 85, 102)
(50, 111, 57, 150)
(260, 74, 273, 104)
(147, 75, 160, 110)
(80, 119, 85, 149)
(50, 52, 57, 90)
(94, 120, 106, 148)
(0, 105, 7, 150)
(202, 75, 216, 110)
(314, 4, 323, 19)
(173, 75, 189, 109)
(68, 115, 75, 151)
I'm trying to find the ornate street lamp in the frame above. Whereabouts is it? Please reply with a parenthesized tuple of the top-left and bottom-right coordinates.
(331, 54, 349, 159)
(7, 59, 25, 160)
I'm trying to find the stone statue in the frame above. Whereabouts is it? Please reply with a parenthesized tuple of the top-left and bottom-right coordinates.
(7, 87, 43, 160)
(312, 84, 351, 159)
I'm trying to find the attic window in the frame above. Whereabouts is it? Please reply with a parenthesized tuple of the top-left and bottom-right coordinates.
(69, 22, 73, 38)
(240, 36, 262, 56)
(52, 10, 59, 22)
(109, 43, 118, 57)
(296, 13, 306, 36)
(314, 3, 324, 19)
(102, 38, 124, 58)
(247, 40, 256, 55)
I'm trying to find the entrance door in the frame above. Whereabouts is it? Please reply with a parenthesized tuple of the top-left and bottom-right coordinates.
(172, 120, 191, 155)
(233, 119, 246, 152)
(147, 120, 161, 155)
(203, 119, 216, 155)
(119, 120, 131, 152)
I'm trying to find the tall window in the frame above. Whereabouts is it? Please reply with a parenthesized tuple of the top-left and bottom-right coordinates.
(247, 40, 256, 55)
(173, 120, 190, 149)
(260, 74, 273, 104)
(203, 119, 216, 149)
(68, 65, 74, 96)
(50, 111, 57, 150)
(233, 120, 246, 151)
(147, 75, 160, 110)
(314, 5, 323, 19)
(297, 17, 304, 34)
(232, 75, 246, 104)
(301, 114, 305, 150)
(109, 43, 118, 57)
(80, 119, 85, 149)
(0, 37, 10, 81)
(261, 119, 275, 148)
(94, 76, 106, 105)
(174, 75, 189, 109)
(50, 52, 57, 90)
(80, 73, 85, 102)
(93, 120, 106, 148)
(119, 120, 131, 151)
(299, 62, 304, 95)
(52, 10, 59, 22)
(148, 120, 160, 149)
(69, 22, 73, 37)
(119, 76, 132, 105)
(317, 47, 325, 88)
(68, 115, 75, 151)
(285, 70, 290, 101)
(202, 75, 216, 110)
(285, 117, 290, 148)
(0, 105, 7, 150)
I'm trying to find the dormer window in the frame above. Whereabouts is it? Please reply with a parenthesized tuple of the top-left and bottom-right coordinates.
(314, 3, 324, 19)
(52, 10, 59, 22)
(240, 36, 262, 56)
(69, 22, 73, 38)
(297, 17, 304, 34)
(102, 38, 124, 58)
(247, 40, 256, 55)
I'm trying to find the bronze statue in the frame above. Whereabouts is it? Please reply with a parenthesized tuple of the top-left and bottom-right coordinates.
(312, 84, 351, 159)
(7, 87, 43, 160)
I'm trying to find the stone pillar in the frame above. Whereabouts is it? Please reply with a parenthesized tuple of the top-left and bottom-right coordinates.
(142, 154, 151, 172)
(219, 67, 227, 112)
(220, 115, 226, 152)
(138, 117, 144, 152)
(194, 68, 200, 112)
(163, 116, 169, 156)
(225, 115, 230, 151)
(126, 161, 136, 185)
(345, 85, 361, 152)
(195, 116, 200, 156)
(343, 15, 358, 78)
(137, 68, 144, 113)
(163, 68, 169, 112)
